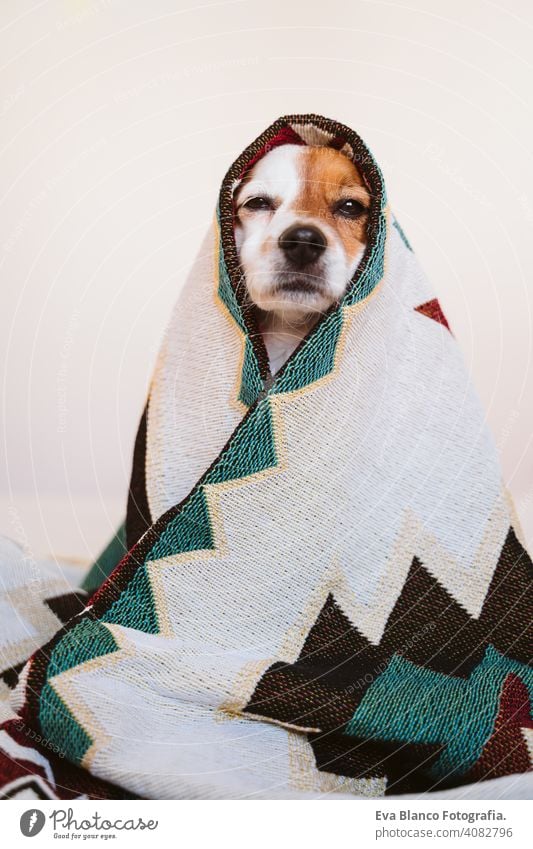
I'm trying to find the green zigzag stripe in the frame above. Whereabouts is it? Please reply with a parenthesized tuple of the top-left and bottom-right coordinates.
(272, 309, 344, 396)
(39, 620, 119, 765)
(101, 565, 159, 633)
(39, 683, 92, 765)
(205, 398, 277, 485)
(345, 207, 387, 307)
(392, 217, 412, 251)
(216, 214, 245, 332)
(43, 620, 119, 680)
(238, 336, 264, 407)
(147, 488, 214, 562)
(345, 645, 533, 781)
(143, 402, 277, 563)
(216, 210, 263, 408)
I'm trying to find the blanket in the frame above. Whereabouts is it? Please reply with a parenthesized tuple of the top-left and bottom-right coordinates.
(1, 114, 531, 801)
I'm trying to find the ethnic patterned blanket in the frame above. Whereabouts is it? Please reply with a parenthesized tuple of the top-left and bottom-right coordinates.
(1, 114, 532, 801)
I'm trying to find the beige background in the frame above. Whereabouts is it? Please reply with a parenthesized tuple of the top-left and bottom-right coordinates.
(1, 0, 532, 565)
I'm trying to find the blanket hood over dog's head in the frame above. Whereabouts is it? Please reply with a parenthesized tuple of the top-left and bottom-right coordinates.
(3, 115, 530, 802)
(217, 115, 388, 389)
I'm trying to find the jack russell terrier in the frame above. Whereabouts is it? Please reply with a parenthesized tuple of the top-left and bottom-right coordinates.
(234, 144, 370, 375)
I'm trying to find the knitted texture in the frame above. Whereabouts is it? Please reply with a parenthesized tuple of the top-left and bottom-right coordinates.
(0, 115, 531, 800)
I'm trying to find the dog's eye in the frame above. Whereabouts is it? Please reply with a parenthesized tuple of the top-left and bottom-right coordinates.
(242, 196, 274, 212)
(334, 199, 367, 218)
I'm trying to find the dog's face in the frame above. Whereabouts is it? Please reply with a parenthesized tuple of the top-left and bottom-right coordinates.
(234, 144, 370, 322)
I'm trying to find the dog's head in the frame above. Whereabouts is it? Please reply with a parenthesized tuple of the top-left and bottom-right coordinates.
(234, 144, 370, 323)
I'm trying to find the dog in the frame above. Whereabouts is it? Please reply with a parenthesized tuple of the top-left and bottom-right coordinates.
(234, 144, 370, 375)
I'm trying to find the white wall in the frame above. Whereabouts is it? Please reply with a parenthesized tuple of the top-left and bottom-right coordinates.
(1, 0, 532, 563)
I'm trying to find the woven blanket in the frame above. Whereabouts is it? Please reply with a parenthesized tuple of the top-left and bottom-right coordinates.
(1, 114, 532, 801)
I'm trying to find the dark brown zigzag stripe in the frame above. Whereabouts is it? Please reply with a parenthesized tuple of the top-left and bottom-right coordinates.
(477, 527, 532, 664)
(0, 661, 25, 690)
(1, 778, 55, 800)
(309, 730, 445, 795)
(45, 591, 88, 625)
(244, 593, 377, 729)
(1, 720, 138, 800)
(245, 527, 532, 737)
(379, 527, 532, 674)
(125, 403, 152, 551)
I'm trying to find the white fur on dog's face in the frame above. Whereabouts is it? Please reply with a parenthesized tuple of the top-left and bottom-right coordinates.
(234, 144, 370, 322)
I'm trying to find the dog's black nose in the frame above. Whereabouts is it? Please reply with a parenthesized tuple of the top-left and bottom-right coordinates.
(279, 226, 326, 266)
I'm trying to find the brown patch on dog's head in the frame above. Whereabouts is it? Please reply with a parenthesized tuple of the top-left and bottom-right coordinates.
(295, 146, 370, 264)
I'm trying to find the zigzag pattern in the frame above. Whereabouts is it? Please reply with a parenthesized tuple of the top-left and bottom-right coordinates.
(346, 647, 533, 782)
(34, 357, 532, 770)
(243, 528, 532, 790)
(36, 509, 532, 774)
